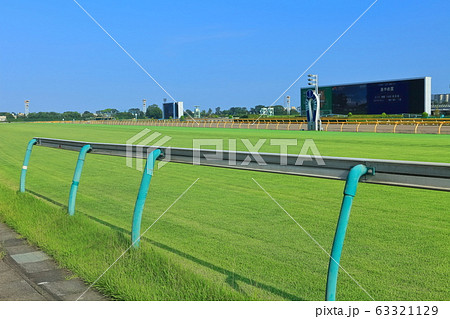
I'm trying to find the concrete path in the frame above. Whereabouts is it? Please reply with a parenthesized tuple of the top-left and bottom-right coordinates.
(0, 222, 107, 301)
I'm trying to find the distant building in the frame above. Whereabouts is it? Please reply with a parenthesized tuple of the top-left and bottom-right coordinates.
(432, 94, 450, 104)
(0, 116, 7, 122)
(194, 107, 201, 118)
(260, 107, 274, 116)
(162, 102, 184, 119)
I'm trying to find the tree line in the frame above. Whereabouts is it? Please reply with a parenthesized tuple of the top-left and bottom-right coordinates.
(0, 104, 299, 122)
(194, 105, 299, 118)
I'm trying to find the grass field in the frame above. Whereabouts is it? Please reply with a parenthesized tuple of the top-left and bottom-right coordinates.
(0, 123, 449, 301)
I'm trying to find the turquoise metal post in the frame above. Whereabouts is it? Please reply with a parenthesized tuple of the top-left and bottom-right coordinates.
(326, 164, 369, 301)
(131, 148, 161, 248)
(20, 138, 37, 192)
(68, 144, 91, 216)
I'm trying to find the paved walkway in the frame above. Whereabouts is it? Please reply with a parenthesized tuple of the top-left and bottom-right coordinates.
(0, 222, 107, 301)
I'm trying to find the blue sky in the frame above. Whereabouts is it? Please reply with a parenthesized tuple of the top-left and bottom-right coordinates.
(1, 0, 449, 113)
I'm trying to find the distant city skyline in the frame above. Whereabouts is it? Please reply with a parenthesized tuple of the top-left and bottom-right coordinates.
(1, 0, 449, 113)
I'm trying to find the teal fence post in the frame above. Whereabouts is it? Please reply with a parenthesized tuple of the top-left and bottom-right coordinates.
(68, 144, 91, 216)
(326, 164, 370, 301)
(131, 148, 162, 248)
(20, 138, 38, 193)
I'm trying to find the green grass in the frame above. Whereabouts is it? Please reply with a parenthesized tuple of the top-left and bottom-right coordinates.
(0, 184, 245, 300)
(0, 123, 448, 301)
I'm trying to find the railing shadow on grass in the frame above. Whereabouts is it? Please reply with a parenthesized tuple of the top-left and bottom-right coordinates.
(26, 189, 304, 301)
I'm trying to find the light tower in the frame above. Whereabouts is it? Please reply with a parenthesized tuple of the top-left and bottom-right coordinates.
(306, 74, 322, 131)
(142, 99, 147, 114)
(308, 74, 319, 93)
(24, 100, 30, 116)
(286, 95, 291, 115)
(194, 106, 201, 118)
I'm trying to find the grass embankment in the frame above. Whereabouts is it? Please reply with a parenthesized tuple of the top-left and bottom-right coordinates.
(0, 123, 449, 300)
(0, 183, 245, 300)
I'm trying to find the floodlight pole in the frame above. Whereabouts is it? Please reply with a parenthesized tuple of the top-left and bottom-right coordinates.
(24, 100, 30, 116)
(286, 96, 291, 115)
(142, 99, 147, 114)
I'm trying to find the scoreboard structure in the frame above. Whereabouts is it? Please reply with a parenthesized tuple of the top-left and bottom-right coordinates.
(300, 77, 431, 115)
(163, 102, 184, 119)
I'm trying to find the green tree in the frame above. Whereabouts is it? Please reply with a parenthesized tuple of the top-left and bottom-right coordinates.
(0, 112, 15, 122)
(146, 105, 162, 119)
(62, 111, 82, 120)
(254, 105, 265, 114)
(273, 105, 286, 115)
(82, 111, 95, 119)
(128, 108, 145, 119)
(115, 112, 134, 119)
(25, 112, 62, 121)
(228, 107, 248, 117)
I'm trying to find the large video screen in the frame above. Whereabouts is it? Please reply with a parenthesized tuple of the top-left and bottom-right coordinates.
(301, 78, 429, 115)
(332, 84, 368, 114)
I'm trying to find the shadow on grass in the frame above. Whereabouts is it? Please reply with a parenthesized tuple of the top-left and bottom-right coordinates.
(27, 189, 304, 301)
